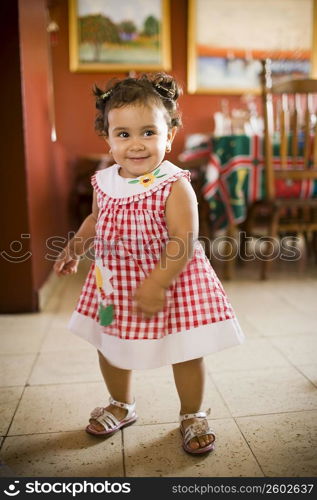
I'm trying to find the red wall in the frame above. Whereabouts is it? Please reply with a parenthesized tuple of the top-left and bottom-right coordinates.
(19, 0, 70, 293)
(50, 0, 245, 164)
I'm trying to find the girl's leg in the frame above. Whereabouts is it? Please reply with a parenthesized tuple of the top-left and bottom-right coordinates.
(172, 357, 214, 450)
(88, 350, 134, 432)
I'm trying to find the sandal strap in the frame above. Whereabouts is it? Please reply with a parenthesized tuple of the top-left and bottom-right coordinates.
(109, 396, 136, 412)
(89, 397, 137, 431)
(183, 421, 216, 447)
(91, 409, 120, 431)
(179, 408, 211, 423)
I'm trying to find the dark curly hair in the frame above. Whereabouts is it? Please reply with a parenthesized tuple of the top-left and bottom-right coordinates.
(93, 73, 182, 135)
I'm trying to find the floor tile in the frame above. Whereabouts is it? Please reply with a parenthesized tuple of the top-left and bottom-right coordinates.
(0, 312, 52, 329)
(233, 314, 262, 338)
(40, 324, 92, 352)
(205, 338, 289, 373)
(272, 282, 317, 314)
(0, 328, 46, 355)
(0, 354, 37, 387)
(46, 313, 73, 331)
(223, 282, 284, 313)
(28, 349, 102, 385)
(133, 366, 231, 425)
(0, 453, 17, 477)
(124, 419, 263, 477)
(224, 282, 317, 337)
(246, 307, 317, 337)
(8, 382, 110, 435)
(0, 387, 24, 436)
(271, 335, 317, 366)
(212, 366, 317, 417)
(1, 431, 123, 477)
(237, 411, 317, 477)
(296, 365, 317, 388)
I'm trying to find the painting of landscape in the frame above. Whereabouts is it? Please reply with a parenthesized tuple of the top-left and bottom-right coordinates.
(69, 0, 171, 71)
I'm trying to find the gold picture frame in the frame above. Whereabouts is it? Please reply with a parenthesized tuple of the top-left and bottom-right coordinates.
(188, 0, 317, 94)
(69, 0, 171, 72)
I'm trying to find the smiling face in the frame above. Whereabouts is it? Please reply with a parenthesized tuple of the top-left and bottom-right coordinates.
(105, 102, 176, 179)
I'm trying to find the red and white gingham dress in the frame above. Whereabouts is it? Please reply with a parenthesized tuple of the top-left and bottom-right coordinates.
(68, 161, 244, 369)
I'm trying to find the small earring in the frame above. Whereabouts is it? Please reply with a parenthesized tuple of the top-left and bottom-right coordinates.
(166, 143, 171, 153)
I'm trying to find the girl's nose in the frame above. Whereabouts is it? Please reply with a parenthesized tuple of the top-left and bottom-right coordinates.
(129, 140, 145, 151)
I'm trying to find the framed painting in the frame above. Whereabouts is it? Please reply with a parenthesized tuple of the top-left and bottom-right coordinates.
(188, 0, 317, 94)
(69, 0, 171, 72)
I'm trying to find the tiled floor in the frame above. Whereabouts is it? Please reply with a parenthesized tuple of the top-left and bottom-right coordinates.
(1, 258, 317, 477)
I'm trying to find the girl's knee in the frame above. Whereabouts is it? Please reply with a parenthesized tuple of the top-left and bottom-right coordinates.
(173, 357, 204, 368)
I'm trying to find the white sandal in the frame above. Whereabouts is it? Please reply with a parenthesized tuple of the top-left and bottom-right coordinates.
(180, 409, 216, 454)
(86, 397, 137, 437)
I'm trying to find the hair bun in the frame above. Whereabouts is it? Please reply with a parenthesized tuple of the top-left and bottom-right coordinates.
(152, 73, 182, 101)
(93, 84, 108, 110)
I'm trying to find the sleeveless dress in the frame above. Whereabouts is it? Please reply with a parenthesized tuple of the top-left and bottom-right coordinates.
(68, 160, 244, 369)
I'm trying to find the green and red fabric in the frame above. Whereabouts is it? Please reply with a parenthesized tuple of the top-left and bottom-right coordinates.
(182, 135, 317, 230)
(203, 135, 264, 229)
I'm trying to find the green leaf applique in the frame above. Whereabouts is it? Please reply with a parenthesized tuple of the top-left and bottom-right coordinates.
(155, 174, 167, 178)
(99, 304, 114, 326)
(128, 179, 140, 184)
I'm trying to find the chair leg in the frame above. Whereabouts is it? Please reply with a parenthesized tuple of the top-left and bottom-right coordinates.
(261, 209, 279, 280)
(239, 203, 262, 265)
(239, 225, 247, 264)
(312, 231, 317, 264)
(223, 224, 236, 280)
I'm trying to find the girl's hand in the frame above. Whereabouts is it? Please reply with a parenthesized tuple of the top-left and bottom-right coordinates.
(133, 278, 166, 319)
(54, 247, 80, 277)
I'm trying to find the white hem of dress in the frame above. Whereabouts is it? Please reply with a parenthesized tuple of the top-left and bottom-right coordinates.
(68, 312, 245, 370)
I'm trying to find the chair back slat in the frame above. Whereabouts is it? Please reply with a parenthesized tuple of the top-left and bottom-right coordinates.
(279, 95, 288, 169)
(304, 94, 314, 168)
(261, 60, 275, 200)
(261, 59, 317, 201)
(314, 121, 317, 167)
(291, 101, 299, 163)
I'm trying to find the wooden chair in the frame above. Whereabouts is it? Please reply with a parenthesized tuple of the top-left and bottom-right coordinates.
(243, 59, 317, 279)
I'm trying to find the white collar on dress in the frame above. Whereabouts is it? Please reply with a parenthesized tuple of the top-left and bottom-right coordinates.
(94, 160, 183, 199)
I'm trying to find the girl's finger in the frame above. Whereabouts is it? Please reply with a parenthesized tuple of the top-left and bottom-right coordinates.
(54, 264, 65, 276)
(53, 261, 62, 272)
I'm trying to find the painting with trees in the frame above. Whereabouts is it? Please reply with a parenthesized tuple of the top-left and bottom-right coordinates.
(69, 0, 171, 72)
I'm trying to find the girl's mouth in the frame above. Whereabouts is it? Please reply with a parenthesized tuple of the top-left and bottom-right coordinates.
(128, 156, 149, 161)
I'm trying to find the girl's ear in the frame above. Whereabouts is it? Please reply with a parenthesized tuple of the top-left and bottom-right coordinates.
(103, 135, 111, 147)
(168, 126, 177, 145)
(166, 127, 177, 153)
(103, 137, 112, 155)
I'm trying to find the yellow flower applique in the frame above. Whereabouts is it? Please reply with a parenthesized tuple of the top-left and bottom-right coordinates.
(128, 168, 166, 187)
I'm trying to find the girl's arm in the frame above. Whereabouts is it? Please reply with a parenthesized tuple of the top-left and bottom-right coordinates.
(134, 177, 199, 316)
(151, 177, 199, 287)
(54, 190, 99, 276)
